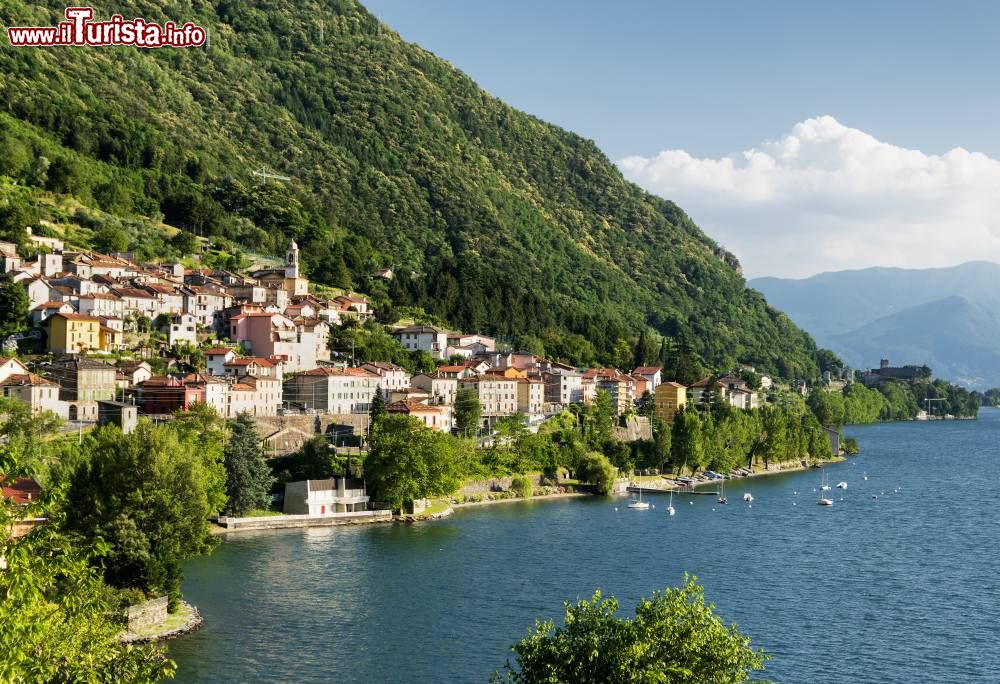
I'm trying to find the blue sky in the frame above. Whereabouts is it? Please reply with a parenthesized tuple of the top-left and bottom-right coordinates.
(364, 1, 1000, 277)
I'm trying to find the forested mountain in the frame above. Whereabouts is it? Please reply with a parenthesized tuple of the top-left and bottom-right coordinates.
(751, 262, 1000, 388)
(0, 0, 822, 377)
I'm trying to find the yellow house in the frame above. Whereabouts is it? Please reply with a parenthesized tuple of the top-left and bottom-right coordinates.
(48, 313, 101, 355)
(99, 325, 124, 352)
(654, 381, 687, 423)
(485, 367, 528, 379)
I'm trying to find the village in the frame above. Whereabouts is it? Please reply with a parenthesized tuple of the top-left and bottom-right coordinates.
(1, 231, 780, 459)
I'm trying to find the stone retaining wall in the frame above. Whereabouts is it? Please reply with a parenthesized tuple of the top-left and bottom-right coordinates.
(217, 509, 392, 532)
(125, 596, 168, 632)
(458, 475, 546, 495)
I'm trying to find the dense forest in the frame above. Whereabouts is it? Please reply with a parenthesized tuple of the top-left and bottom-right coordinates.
(0, 0, 825, 377)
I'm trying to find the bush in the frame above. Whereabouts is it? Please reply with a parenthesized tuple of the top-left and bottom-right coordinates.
(511, 476, 533, 498)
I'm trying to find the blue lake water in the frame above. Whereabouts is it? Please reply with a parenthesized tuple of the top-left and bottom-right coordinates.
(170, 411, 1000, 682)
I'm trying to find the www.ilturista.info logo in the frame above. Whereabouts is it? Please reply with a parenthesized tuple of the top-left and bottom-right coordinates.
(6, 7, 207, 47)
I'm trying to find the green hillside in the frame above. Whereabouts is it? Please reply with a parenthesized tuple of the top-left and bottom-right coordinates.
(0, 0, 822, 377)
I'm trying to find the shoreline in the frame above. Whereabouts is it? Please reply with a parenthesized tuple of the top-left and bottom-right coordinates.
(450, 491, 589, 509)
(628, 456, 847, 494)
(122, 601, 203, 644)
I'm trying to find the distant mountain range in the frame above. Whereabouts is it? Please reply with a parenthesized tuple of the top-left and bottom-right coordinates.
(750, 262, 1000, 389)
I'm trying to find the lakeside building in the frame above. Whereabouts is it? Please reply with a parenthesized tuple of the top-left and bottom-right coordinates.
(283, 478, 370, 515)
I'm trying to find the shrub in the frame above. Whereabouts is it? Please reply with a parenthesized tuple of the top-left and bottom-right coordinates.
(511, 475, 533, 498)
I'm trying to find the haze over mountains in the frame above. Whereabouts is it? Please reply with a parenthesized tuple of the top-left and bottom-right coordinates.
(750, 261, 1000, 389)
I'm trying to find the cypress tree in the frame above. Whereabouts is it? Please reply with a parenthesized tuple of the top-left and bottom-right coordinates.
(224, 413, 275, 516)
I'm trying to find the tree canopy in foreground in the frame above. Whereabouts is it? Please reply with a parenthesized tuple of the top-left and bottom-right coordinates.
(497, 576, 768, 684)
(0, 441, 175, 682)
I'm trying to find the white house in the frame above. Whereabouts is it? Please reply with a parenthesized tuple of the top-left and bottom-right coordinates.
(204, 347, 238, 376)
(165, 313, 198, 347)
(410, 373, 459, 405)
(283, 478, 370, 515)
(361, 362, 411, 399)
(632, 366, 663, 395)
(284, 367, 380, 414)
(387, 399, 453, 432)
(391, 325, 449, 360)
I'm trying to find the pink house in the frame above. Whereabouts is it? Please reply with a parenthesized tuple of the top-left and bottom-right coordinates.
(230, 313, 297, 367)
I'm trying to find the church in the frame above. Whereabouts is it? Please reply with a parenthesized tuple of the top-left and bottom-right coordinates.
(250, 240, 310, 297)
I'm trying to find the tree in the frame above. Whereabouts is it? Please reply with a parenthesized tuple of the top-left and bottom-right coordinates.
(365, 415, 465, 511)
(64, 422, 220, 608)
(498, 575, 768, 684)
(0, 439, 175, 681)
(0, 280, 29, 337)
(92, 223, 129, 253)
(590, 389, 615, 444)
(224, 413, 275, 516)
(807, 389, 846, 427)
(577, 451, 616, 495)
(671, 408, 704, 473)
(171, 228, 199, 256)
(455, 387, 481, 436)
(370, 385, 387, 423)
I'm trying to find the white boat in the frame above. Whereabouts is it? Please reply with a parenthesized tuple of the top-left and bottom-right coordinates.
(743, 492, 753, 503)
(666, 487, 676, 516)
(836, 481, 848, 490)
(717, 478, 728, 504)
(817, 472, 834, 506)
(627, 486, 650, 509)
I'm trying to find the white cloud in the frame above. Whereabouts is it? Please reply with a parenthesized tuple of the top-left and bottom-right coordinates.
(618, 115, 1000, 278)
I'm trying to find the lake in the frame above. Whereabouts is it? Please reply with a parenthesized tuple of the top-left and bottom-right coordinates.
(170, 411, 1000, 682)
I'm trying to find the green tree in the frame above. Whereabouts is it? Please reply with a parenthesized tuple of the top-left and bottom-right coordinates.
(455, 387, 482, 436)
(170, 229, 199, 256)
(498, 575, 768, 684)
(671, 408, 705, 473)
(590, 389, 615, 444)
(577, 451, 616, 495)
(64, 422, 220, 608)
(365, 415, 465, 511)
(370, 385, 387, 423)
(0, 280, 29, 337)
(0, 455, 175, 681)
(759, 406, 789, 468)
(807, 389, 846, 427)
(92, 223, 129, 253)
(224, 413, 275, 516)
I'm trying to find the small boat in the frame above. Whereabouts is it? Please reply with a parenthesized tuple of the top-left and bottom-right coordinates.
(817, 472, 834, 506)
(627, 486, 650, 509)
(743, 492, 754, 503)
(718, 479, 728, 505)
(836, 481, 848, 490)
(667, 488, 676, 516)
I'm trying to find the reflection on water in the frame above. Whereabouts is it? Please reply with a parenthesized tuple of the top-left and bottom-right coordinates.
(171, 411, 1000, 683)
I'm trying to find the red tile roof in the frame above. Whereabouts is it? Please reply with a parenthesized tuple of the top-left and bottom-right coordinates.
(51, 313, 99, 322)
(0, 372, 57, 387)
(387, 399, 440, 413)
(2, 477, 41, 504)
